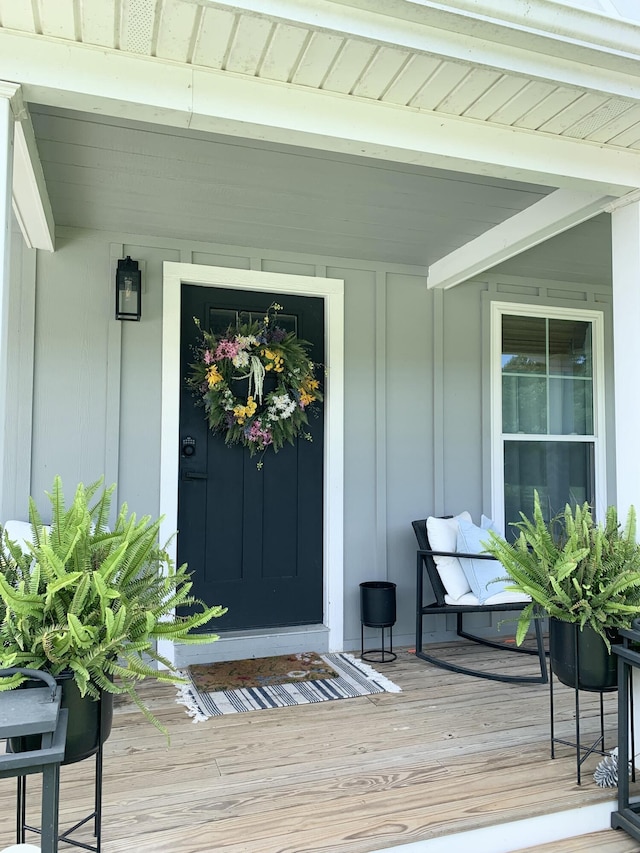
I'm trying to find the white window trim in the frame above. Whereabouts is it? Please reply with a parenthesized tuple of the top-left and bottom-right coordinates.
(490, 301, 606, 532)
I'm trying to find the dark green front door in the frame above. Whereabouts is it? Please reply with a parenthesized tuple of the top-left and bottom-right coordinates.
(177, 285, 324, 631)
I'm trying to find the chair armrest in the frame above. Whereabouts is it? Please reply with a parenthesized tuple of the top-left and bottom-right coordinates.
(417, 548, 496, 561)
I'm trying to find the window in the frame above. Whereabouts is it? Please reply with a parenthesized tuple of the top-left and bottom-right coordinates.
(491, 304, 605, 536)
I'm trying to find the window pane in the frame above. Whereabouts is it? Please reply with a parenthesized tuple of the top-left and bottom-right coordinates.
(213, 309, 297, 335)
(502, 315, 546, 374)
(269, 312, 297, 335)
(549, 319, 592, 377)
(504, 440, 594, 537)
(502, 375, 547, 434)
(208, 308, 237, 335)
(548, 378, 593, 435)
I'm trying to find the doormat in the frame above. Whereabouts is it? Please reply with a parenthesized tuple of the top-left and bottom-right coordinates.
(176, 652, 401, 719)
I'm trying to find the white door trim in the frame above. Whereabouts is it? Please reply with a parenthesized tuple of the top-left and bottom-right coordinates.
(158, 262, 345, 661)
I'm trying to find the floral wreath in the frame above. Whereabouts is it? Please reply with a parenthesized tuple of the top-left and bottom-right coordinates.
(187, 303, 323, 466)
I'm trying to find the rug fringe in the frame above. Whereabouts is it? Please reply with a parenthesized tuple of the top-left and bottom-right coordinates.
(175, 671, 209, 723)
(332, 652, 402, 693)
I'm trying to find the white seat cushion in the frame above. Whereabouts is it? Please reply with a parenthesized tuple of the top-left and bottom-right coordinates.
(444, 590, 531, 606)
(426, 512, 473, 600)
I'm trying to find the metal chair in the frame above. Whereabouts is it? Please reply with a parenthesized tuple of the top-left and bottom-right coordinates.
(412, 518, 548, 684)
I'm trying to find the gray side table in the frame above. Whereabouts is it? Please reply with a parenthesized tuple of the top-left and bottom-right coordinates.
(0, 669, 68, 853)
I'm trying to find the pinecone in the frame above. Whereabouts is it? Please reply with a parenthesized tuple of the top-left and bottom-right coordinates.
(594, 748, 619, 788)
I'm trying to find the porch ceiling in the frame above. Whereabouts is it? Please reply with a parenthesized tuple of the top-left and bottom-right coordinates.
(28, 104, 559, 268)
(1, 0, 637, 271)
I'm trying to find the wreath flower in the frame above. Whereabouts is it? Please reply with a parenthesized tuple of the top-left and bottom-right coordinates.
(187, 303, 323, 465)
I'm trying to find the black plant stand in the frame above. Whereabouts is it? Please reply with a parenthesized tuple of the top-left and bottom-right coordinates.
(18, 741, 104, 852)
(0, 668, 68, 853)
(16, 689, 109, 852)
(360, 581, 397, 663)
(549, 624, 616, 785)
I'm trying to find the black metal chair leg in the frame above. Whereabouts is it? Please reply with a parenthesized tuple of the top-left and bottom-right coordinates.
(534, 618, 549, 682)
(415, 552, 424, 655)
(415, 610, 548, 684)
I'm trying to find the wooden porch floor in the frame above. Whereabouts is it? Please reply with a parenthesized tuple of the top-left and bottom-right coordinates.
(0, 642, 636, 853)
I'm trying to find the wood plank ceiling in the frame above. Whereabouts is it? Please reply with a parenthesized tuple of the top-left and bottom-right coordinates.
(27, 104, 557, 267)
(2, 0, 639, 150)
(0, 0, 633, 272)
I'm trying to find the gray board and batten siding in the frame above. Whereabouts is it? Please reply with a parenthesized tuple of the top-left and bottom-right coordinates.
(6, 217, 613, 653)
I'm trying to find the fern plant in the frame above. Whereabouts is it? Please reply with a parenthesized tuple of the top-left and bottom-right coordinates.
(0, 476, 226, 735)
(483, 491, 640, 649)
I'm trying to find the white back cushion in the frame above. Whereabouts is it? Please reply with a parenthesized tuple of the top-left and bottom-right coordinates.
(3, 520, 36, 548)
(2, 520, 51, 549)
(426, 512, 472, 600)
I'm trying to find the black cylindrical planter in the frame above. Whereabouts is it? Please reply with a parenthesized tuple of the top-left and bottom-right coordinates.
(549, 618, 619, 693)
(9, 671, 114, 764)
(360, 581, 397, 663)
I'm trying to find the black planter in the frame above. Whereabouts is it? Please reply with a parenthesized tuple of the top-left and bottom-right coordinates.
(360, 581, 397, 663)
(360, 581, 397, 628)
(549, 618, 619, 692)
(10, 671, 113, 764)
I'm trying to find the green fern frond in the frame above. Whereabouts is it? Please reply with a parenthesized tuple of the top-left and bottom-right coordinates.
(482, 490, 640, 644)
(0, 475, 226, 738)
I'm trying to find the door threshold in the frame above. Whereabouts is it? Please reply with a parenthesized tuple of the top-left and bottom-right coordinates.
(172, 624, 330, 667)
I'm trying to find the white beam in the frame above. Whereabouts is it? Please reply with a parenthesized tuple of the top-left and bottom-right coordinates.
(427, 189, 615, 290)
(2, 33, 640, 195)
(611, 201, 640, 520)
(0, 83, 17, 520)
(12, 112, 55, 252)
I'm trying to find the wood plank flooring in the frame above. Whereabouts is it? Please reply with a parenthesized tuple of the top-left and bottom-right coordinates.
(0, 643, 633, 853)
(516, 829, 639, 851)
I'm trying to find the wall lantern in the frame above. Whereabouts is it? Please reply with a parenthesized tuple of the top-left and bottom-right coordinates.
(115, 256, 142, 321)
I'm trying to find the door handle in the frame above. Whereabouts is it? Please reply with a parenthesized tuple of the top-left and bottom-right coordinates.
(183, 471, 207, 480)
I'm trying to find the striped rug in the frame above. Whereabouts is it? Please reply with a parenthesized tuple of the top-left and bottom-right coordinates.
(176, 652, 401, 719)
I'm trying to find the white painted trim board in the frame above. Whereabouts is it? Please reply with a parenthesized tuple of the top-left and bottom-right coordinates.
(373, 799, 618, 853)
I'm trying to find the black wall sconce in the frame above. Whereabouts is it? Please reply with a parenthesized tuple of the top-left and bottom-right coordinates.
(115, 256, 142, 321)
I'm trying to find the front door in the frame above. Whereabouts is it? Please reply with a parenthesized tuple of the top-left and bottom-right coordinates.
(177, 285, 325, 631)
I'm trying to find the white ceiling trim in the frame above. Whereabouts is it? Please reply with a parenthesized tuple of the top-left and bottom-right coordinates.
(189, 70, 640, 192)
(188, 0, 640, 97)
(196, 0, 640, 53)
(427, 188, 614, 289)
(0, 80, 21, 110)
(605, 187, 640, 211)
(326, 0, 640, 52)
(3, 34, 640, 194)
(11, 116, 55, 252)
